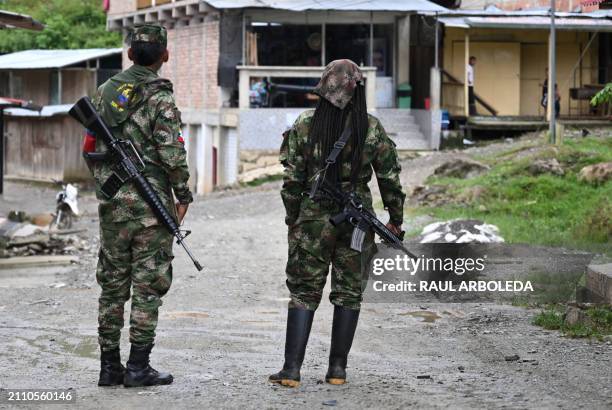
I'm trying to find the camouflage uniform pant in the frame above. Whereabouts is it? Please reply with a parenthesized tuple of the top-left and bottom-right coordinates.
(286, 217, 375, 311)
(97, 219, 173, 352)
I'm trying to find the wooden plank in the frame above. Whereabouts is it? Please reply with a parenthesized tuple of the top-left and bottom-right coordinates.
(0, 255, 78, 269)
(441, 69, 498, 116)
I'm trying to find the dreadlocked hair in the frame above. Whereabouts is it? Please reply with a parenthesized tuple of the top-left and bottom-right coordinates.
(308, 85, 368, 188)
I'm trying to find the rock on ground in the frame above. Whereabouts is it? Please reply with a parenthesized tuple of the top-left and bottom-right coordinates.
(578, 162, 612, 184)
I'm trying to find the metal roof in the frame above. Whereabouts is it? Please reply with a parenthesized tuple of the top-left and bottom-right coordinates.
(4, 104, 72, 117)
(0, 10, 44, 31)
(439, 14, 612, 31)
(0, 48, 122, 70)
(205, 0, 447, 12)
(438, 8, 612, 18)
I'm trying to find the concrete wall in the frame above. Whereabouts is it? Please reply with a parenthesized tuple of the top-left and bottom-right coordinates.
(238, 108, 306, 150)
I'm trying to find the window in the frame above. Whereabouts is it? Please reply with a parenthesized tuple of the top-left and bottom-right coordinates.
(326, 24, 394, 76)
(252, 24, 322, 66)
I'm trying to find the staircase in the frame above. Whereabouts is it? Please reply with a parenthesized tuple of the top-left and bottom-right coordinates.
(375, 109, 430, 150)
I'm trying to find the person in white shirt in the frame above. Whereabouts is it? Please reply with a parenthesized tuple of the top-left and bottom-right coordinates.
(467, 56, 477, 115)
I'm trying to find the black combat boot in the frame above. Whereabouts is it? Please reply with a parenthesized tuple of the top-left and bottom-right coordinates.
(325, 306, 360, 385)
(98, 348, 125, 386)
(268, 308, 315, 388)
(123, 343, 173, 387)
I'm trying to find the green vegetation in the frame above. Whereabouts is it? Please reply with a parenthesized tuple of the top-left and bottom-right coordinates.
(240, 173, 284, 188)
(533, 305, 612, 339)
(591, 83, 612, 107)
(413, 136, 612, 253)
(0, 0, 121, 52)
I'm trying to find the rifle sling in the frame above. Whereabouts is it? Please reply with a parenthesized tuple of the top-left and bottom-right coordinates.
(325, 126, 352, 165)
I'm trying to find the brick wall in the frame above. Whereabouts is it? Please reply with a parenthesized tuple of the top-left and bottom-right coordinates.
(162, 19, 220, 110)
(120, 18, 221, 111)
(108, 0, 137, 16)
(461, 0, 598, 11)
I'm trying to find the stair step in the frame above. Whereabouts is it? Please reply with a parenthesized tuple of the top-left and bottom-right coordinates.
(385, 123, 421, 133)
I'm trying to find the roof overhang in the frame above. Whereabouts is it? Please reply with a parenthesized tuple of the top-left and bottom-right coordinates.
(0, 10, 44, 31)
(439, 14, 612, 32)
(107, 0, 447, 30)
(205, 0, 447, 13)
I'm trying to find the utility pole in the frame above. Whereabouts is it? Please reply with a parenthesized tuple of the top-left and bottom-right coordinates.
(548, 0, 556, 144)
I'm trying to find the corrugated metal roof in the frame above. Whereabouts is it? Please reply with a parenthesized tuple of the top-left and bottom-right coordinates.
(438, 17, 469, 28)
(205, 0, 447, 12)
(467, 16, 612, 31)
(4, 104, 71, 117)
(439, 14, 612, 31)
(440, 9, 612, 18)
(0, 48, 122, 70)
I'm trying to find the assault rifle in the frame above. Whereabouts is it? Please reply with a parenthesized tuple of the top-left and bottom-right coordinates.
(309, 174, 416, 259)
(69, 96, 203, 271)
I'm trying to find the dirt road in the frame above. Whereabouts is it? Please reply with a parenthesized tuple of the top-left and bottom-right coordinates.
(0, 154, 611, 409)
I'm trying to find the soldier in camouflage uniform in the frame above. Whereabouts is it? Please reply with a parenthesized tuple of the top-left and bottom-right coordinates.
(269, 60, 405, 387)
(88, 25, 193, 387)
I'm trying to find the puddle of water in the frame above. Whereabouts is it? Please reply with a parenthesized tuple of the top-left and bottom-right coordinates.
(398, 311, 442, 323)
(16, 334, 98, 359)
(163, 311, 210, 319)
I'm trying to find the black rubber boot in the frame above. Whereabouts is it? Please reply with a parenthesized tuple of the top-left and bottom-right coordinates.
(98, 348, 125, 386)
(268, 308, 315, 388)
(123, 343, 173, 387)
(325, 306, 360, 385)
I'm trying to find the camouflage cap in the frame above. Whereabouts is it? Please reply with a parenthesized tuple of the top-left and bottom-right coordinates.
(313, 59, 364, 110)
(131, 24, 167, 47)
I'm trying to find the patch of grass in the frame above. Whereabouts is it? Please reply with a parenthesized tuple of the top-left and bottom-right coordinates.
(241, 173, 283, 187)
(533, 308, 564, 329)
(533, 305, 612, 339)
(412, 136, 612, 253)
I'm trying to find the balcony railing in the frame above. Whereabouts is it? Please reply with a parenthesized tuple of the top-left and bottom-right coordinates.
(237, 65, 377, 109)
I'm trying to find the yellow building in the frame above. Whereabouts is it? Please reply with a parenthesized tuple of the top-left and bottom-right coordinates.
(438, 12, 612, 122)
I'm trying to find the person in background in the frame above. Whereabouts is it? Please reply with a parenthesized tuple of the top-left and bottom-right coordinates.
(541, 67, 561, 118)
(467, 56, 477, 115)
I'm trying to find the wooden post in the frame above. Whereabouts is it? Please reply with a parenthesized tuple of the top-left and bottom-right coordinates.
(464, 31, 470, 118)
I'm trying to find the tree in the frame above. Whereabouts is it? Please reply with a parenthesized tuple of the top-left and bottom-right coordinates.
(0, 0, 121, 52)
(591, 83, 612, 107)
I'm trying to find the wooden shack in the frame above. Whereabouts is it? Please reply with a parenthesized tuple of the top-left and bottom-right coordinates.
(0, 48, 122, 182)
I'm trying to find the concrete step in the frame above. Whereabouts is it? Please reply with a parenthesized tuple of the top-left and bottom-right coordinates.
(384, 122, 421, 133)
(388, 131, 430, 150)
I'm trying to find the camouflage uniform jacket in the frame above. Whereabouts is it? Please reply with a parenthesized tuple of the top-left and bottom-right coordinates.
(92, 64, 192, 224)
(280, 110, 405, 227)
